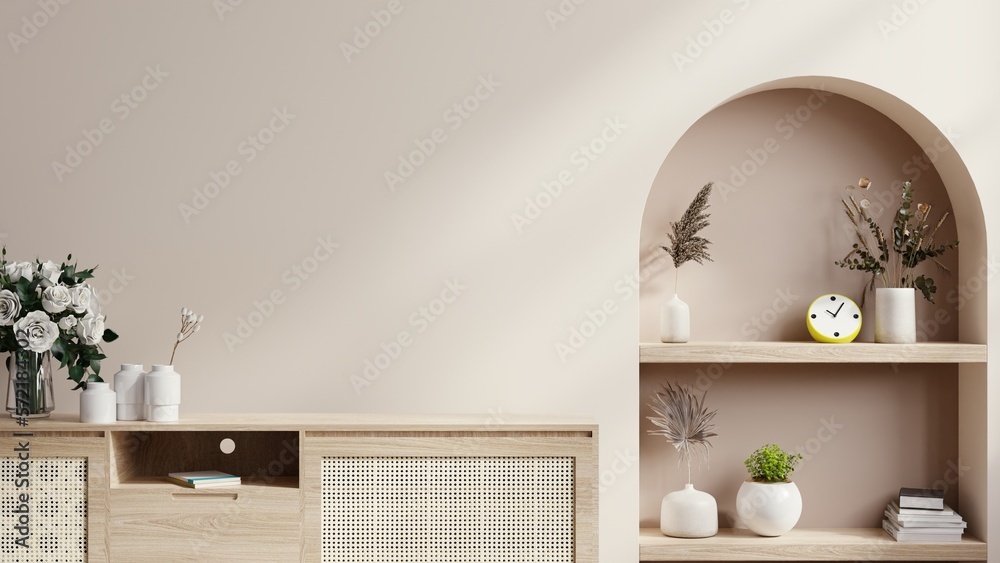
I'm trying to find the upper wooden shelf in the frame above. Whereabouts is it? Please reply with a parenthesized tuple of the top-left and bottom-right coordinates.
(639, 527, 987, 561)
(639, 342, 986, 364)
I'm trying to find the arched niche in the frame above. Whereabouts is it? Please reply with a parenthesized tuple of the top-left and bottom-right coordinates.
(637, 77, 988, 537)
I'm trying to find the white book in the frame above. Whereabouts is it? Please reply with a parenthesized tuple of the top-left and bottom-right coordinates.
(883, 519, 963, 542)
(884, 512, 967, 529)
(885, 505, 965, 524)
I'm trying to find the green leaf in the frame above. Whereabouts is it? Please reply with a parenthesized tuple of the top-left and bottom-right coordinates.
(102, 329, 119, 343)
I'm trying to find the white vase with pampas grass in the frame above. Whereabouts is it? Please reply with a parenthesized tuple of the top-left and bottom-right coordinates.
(660, 183, 713, 343)
(647, 381, 719, 538)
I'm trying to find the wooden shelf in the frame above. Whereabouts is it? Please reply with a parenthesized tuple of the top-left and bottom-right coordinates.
(112, 476, 300, 490)
(639, 527, 987, 561)
(639, 341, 986, 364)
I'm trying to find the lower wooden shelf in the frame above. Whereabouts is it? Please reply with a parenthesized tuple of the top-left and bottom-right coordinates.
(639, 527, 987, 561)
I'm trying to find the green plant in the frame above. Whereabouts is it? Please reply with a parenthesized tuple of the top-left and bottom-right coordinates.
(836, 178, 958, 304)
(0, 247, 118, 389)
(744, 444, 802, 483)
(646, 381, 718, 484)
(661, 182, 713, 293)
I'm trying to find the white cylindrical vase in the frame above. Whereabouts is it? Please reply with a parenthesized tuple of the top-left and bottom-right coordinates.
(736, 480, 802, 537)
(874, 287, 916, 343)
(145, 364, 180, 422)
(80, 382, 116, 424)
(660, 483, 718, 538)
(660, 294, 691, 343)
(113, 364, 145, 421)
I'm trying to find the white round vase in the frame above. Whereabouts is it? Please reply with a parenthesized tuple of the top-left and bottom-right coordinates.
(874, 287, 916, 343)
(660, 294, 690, 343)
(736, 480, 802, 537)
(660, 484, 718, 538)
(145, 364, 180, 422)
(80, 382, 116, 424)
(113, 363, 145, 421)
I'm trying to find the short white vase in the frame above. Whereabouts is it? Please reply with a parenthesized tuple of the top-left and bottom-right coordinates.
(80, 382, 116, 424)
(736, 480, 802, 536)
(874, 287, 916, 343)
(145, 364, 180, 422)
(660, 483, 718, 538)
(660, 294, 690, 343)
(113, 363, 145, 421)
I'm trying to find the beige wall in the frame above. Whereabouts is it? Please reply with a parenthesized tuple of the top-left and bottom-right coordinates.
(2, 1, 999, 560)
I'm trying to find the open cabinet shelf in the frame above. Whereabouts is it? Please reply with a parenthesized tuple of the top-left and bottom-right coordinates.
(639, 341, 986, 364)
(639, 527, 987, 561)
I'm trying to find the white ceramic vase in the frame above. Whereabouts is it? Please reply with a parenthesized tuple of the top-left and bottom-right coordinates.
(660, 484, 718, 538)
(145, 364, 180, 422)
(80, 382, 116, 424)
(736, 480, 802, 536)
(660, 294, 690, 343)
(874, 287, 916, 343)
(113, 363, 145, 421)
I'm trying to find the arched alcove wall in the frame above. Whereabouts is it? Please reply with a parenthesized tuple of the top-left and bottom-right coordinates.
(638, 77, 988, 536)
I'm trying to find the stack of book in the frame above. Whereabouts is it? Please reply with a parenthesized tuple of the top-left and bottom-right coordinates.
(882, 488, 966, 542)
(167, 470, 241, 489)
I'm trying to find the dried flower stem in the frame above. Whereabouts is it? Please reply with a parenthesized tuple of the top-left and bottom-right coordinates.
(169, 307, 203, 365)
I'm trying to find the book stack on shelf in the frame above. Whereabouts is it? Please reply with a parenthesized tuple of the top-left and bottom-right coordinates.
(167, 470, 241, 489)
(882, 488, 966, 542)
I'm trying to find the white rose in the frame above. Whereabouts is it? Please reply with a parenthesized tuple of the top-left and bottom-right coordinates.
(86, 285, 102, 317)
(58, 315, 78, 331)
(4, 261, 35, 283)
(0, 289, 21, 326)
(42, 285, 72, 314)
(69, 284, 93, 314)
(13, 310, 59, 353)
(37, 260, 61, 287)
(76, 314, 105, 345)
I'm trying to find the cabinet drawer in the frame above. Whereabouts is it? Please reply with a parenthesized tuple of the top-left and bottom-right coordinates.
(109, 482, 302, 562)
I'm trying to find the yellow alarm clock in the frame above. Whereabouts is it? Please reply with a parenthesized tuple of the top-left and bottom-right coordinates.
(806, 294, 862, 343)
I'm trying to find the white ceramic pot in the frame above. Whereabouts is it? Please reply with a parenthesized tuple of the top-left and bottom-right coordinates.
(145, 364, 180, 422)
(660, 483, 718, 538)
(113, 364, 145, 421)
(80, 382, 116, 424)
(874, 287, 916, 343)
(736, 480, 802, 536)
(660, 294, 690, 343)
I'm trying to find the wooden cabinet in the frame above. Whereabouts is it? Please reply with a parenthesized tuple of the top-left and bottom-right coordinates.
(0, 414, 597, 562)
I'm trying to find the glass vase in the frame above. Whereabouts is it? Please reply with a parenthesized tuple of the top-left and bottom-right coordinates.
(5, 350, 55, 419)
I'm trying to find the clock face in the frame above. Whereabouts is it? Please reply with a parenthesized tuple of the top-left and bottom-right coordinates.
(806, 294, 862, 343)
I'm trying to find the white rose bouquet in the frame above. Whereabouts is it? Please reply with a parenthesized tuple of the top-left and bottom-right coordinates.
(0, 248, 118, 389)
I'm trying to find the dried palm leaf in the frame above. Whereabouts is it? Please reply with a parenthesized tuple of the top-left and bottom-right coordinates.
(646, 381, 717, 484)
